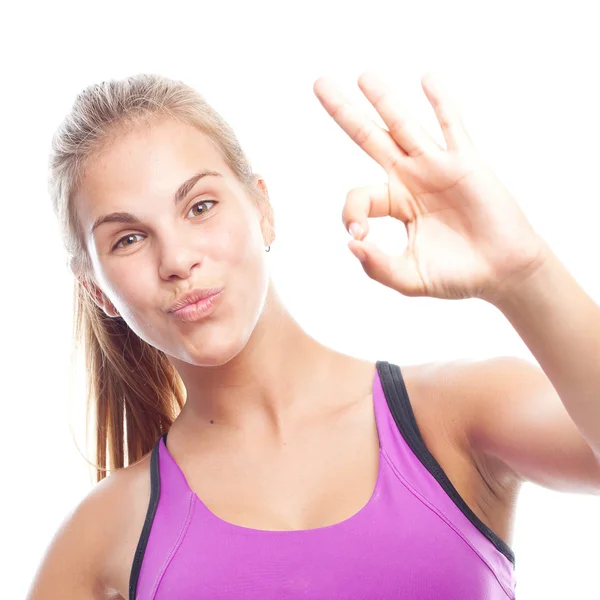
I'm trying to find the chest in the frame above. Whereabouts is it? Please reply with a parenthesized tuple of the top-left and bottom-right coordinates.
(106, 366, 514, 599)
(134, 502, 512, 600)
(183, 396, 382, 531)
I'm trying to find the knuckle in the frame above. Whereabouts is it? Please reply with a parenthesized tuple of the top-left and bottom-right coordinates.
(354, 120, 376, 149)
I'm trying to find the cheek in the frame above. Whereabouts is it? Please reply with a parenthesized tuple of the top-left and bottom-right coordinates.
(89, 260, 130, 309)
(97, 262, 154, 323)
(219, 220, 262, 268)
(218, 224, 270, 299)
(109, 264, 149, 302)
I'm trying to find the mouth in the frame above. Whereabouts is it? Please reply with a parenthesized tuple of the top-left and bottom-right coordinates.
(168, 287, 224, 313)
(169, 289, 224, 321)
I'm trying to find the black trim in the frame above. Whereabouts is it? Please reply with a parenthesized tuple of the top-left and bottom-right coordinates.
(376, 360, 516, 567)
(128, 434, 164, 600)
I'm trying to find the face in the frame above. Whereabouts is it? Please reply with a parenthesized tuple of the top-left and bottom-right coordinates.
(74, 118, 275, 366)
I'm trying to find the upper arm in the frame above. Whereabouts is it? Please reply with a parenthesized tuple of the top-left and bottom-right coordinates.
(448, 356, 600, 495)
(26, 480, 116, 600)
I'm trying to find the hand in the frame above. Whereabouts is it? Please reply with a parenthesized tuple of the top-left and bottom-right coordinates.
(313, 71, 549, 302)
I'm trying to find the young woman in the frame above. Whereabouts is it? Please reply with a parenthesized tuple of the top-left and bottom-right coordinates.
(28, 72, 600, 600)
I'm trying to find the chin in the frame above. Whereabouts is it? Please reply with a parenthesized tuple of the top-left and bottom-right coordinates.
(173, 330, 251, 368)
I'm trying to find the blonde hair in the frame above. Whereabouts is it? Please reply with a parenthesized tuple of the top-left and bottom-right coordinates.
(48, 74, 267, 482)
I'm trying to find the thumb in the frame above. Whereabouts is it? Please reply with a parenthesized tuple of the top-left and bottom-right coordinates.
(348, 239, 423, 296)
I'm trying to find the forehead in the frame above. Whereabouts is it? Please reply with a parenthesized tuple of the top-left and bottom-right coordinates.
(75, 118, 234, 228)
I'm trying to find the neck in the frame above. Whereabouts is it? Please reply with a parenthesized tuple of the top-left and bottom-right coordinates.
(170, 283, 338, 438)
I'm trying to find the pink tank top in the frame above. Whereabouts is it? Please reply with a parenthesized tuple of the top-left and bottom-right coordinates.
(129, 361, 517, 599)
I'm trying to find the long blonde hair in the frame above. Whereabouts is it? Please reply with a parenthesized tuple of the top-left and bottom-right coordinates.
(48, 74, 266, 482)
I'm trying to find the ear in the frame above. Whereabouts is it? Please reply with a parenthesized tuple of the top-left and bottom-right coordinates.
(254, 175, 276, 247)
(71, 267, 120, 318)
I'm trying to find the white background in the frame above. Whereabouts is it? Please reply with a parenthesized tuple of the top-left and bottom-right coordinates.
(2, 1, 599, 598)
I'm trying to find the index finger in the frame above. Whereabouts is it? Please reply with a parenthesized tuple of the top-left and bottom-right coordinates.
(313, 77, 404, 172)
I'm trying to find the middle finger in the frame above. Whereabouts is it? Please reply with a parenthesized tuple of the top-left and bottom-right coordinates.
(313, 76, 406, 172)
(357, 72, 443, 159)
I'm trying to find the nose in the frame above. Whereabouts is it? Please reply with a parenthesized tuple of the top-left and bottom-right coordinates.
(157, 234, 202, 280)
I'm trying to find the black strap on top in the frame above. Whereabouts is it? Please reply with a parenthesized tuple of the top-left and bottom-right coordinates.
(376, 360, 516, 567)
(128, 434, 163, 600)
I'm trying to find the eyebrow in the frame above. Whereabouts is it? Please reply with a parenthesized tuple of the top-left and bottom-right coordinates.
(90, 169, 223, 236)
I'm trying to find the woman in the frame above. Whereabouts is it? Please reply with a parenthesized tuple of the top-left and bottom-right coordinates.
(28, 72, 600, 599)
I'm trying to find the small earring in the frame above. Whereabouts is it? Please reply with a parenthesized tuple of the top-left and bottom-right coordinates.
(265, 245, 271, 252)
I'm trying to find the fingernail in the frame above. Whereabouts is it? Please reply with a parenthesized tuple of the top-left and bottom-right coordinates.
(349, 222, 363, 239)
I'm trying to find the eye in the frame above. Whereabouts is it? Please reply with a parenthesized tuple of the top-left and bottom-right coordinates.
(112, 233, 143, 250)
(111, 200, 217, 251)
(187, 199, 216, 219)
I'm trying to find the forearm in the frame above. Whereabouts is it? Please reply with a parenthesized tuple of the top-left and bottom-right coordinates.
(490, 243, 600, 458)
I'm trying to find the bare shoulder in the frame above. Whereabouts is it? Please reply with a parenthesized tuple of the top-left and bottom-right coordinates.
(398, 358, 523, 543)
(101, 452, 154, 599)
(26, 451, 153, 600)
(401, 357, 514, 460)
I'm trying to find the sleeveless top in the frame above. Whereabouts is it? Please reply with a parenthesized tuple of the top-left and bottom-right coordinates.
(129, 361, 517, 599)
